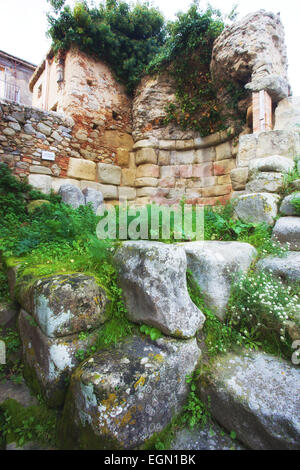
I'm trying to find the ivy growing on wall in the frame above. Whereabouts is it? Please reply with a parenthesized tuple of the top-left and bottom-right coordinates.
(146, 3, 247, 137)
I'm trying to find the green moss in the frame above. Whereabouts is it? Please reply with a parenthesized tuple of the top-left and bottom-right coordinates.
(0, 398, 58, 448)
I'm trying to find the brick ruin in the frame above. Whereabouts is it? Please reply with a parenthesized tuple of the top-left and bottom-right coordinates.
(0, 10, 291, 206)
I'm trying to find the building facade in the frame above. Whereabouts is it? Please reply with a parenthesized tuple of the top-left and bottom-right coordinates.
(0, 50, 36, 106)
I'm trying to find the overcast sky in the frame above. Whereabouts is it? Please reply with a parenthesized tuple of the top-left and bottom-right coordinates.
(0, 0, 299, 94)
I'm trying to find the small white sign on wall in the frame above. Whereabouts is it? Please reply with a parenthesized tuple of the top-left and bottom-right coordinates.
(42, 151, 55, 161)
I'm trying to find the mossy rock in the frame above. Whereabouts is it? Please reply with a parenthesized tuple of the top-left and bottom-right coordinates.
(27, 200, 51, 214)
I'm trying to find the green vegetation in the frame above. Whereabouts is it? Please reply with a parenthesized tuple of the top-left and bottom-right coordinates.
(227, 271, 300, 360)
(147, 3, 246, 136)
(291, 194, 300, 214)
(281, 157, 300, 195)
(0, 328, 23, 384)
(140, 325, 163, 341)
(0, 399, 58, 448)
(47, 1, 245, 135)
(47, 0, 165, 95)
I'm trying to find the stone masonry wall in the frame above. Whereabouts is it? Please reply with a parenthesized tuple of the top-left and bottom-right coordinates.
(0, 99, 135, 202)
(0, 99, 239, 205)
(130, 131, 238, 206)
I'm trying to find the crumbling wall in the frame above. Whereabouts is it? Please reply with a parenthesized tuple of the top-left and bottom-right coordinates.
(211, 10, 289, 103)
(31, 48, 134, 167)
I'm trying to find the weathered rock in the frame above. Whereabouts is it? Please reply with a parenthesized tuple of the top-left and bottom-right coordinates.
(0, 378, 38, 408)
(230, 168, 248, 191)
(211, 11, 289, 102)
(0, 302, 19, 328)
(292, 179, 300, 191)
(198, 350, 300, 450)
(233, 193, 280, 226)
(19, 310, 100, 408)
(245, 172, 284, 193)
(180, 241, 257, 320)
(248, 155, 294, 175)
(280, 193, 300, 216)
(171, 421, 244, 451)
(58, 184, 85, 209)
(36, 122, 52, 136)
(97, 163, 121, 186)
(237, 131, 300, 167)
(27, 199, 51, 214)
(82, 187, 103, 213)
(17, 273, 108, 338)
(29, 165, 52, 175)
(256, 252, 300, 283)
(256, 131, 300, 159)
(58, 334, 201, 449)
(272, 217, 300, 250)
(274, 96, 300, 131)
(114, 241, 205, 338)
(28, 174, 52, 195)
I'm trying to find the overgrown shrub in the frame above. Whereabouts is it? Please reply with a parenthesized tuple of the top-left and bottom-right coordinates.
(47, 0, 165, 95)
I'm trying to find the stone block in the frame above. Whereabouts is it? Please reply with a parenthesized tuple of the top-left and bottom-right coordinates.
(28, 174, 52, 195)
(136, 148, 157, 165)
(118, 187, 136, 201)
(216, 142, 232, 161)
(97, 163, 121, 185)
(213, 159, 236, 176)
(136, 164, 160, 178)
(121, 169, 136, 187)
(67, 158, 96, 181)
(135, 177, 158, 188)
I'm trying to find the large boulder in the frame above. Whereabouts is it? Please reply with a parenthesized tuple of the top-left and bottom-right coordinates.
(180, 241, 257, 320)
(233, 193, 280, 226)
(245, 172, 284, 193)
(0, 302, 19, 329)
(274, 96, 300, 131)
(280, 193, 300, 216)
(17, 273, 108, 338)
(58, 334, 201, 450)
(198, 350, 300, 450)
(82, 187, 103, 213)
(237, 131, 300, 167)
(114, 241, 205, 338)
(256, 252, 300, 283)
(18, 310, 100, 408)
(272, 217, 300, 250)
(248, 155, 294, 176)
(58, 184, 85, 209)
(171, 421, 244, 451)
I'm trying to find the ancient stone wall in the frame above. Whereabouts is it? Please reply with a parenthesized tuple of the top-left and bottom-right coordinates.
(0, 99, 135, 201)
(130, 131, 238, 206)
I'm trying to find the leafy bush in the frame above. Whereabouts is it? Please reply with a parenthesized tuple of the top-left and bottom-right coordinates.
(47, 0, 165, 94)
(146, 4, 246, 136)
